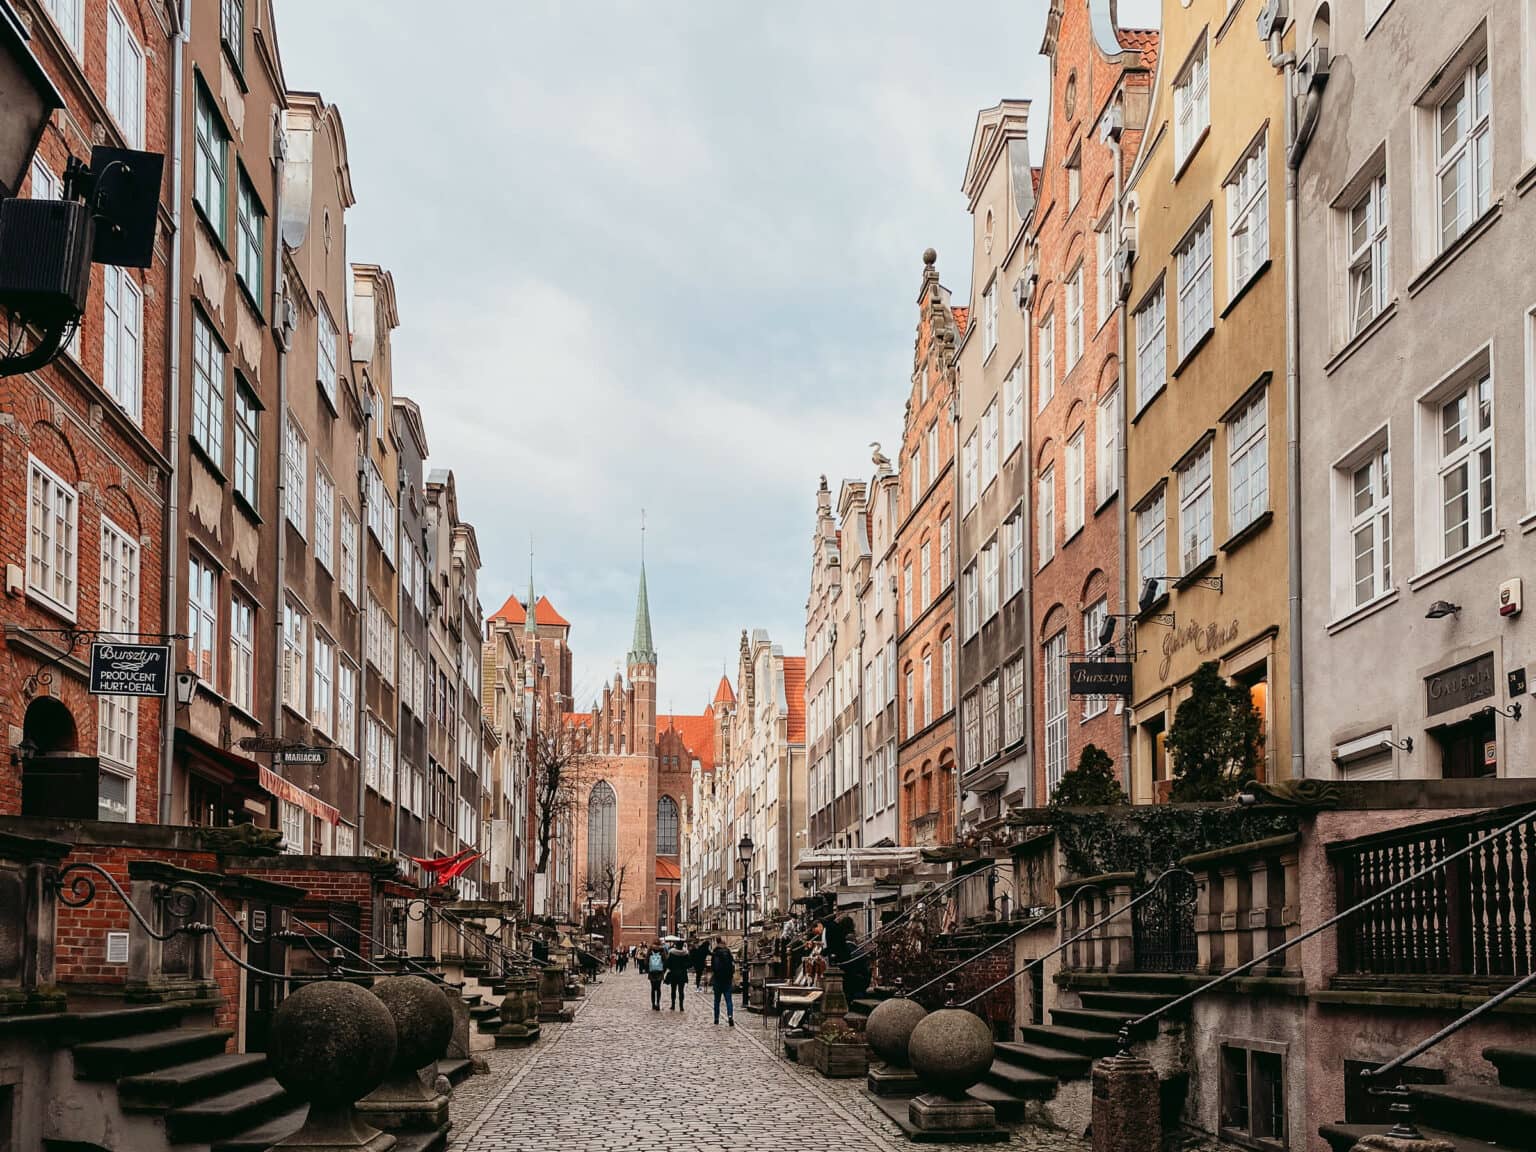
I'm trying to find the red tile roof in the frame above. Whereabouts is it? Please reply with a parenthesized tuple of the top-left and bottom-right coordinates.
(1119, 27, 1159, 71)
(660, 712, 716, 768)
(656, 858, 681, 881)
(713, 675, 736, 706)
(490, 594, 570, 628)
(952, 306, 969, 335)
(783, 656, 806, 744)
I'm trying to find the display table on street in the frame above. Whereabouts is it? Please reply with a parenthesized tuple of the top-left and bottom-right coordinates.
(774, 986, 822, 1045)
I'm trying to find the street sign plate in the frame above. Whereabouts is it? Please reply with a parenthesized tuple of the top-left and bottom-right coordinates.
(278, 747, 329, 766)
(88, 642, 170, 697)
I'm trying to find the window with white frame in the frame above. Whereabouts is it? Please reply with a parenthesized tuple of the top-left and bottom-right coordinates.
(337, 660, 358, 755)
(920, 542, 932, 610)
(1065, 429, 1086, 537)
(193, 85, 227, 239)
(315, 468, 335, 571)
(230, 592, 254, 713)
(1347, 443, 1392, 608)
(364, 716, 380, 790)
(102, 266, 142, 421)
(233, 382, 259, 508)
(910, 451, 921, 502)
(940, 520, 951, 585)
(98, 518, 140, 775)
(982, 400, 999, 486)
(1436, 369, 1494, 558)
(1067, 147, 1082, 210)
(962, 693, 980, 767)
(282, 602, 307, 715)
(191, 311, 224, 467)
(942, 637, 953, 712)
(963, 564, 979, 639)
(1039, 312, 1056, 409)
(1004, 658, 1025, 746)
(106, 3, 145, 148)
(1229, 390, 1270, 534)
(1174, 37, 1210, 167)
(317, 301, 339, 405)
(284, 413, 306, 534)
(903, 563, 913, 623)
(1178, 441, 1214, 572)
(1347, 171, 1390, 335)
(1097, 218, 1115, 323)
(221, 0, 244, 66)
(237, 174, 263, 301)
(340, 504, 359, 603)
(1066, 265, 1084, 367)
(312, 630, 333, 734)
(904, 669, 915, 734)
(927, 422, 939, 485)
(27, 456, 77, 617)
(1135, 284, 1167, 410)
(280, 801, 305, 854)
(1038, 464, 1056, 565)
(1434, 54, 1491, 252)
(1227, 135, 1269, 290)
(187, 554, 218, 682)
(1177, 214, 1214, 359)
(982, 540, 999, 619)
(983, 278, 998, 358)
(1004, 512, 1024, 598)
(923, 654, 934, 726)
(1004, 361, 1024, 456)
(1138, 489, 1167, 599)
(1044, 630, 1068, 793)
(42, 0, 84, 57)
(963, 432, 979, 513)
(1097, 385, 1120, 503)
(1082, 598, 1109, 720)
(982, 676, 1000, 759)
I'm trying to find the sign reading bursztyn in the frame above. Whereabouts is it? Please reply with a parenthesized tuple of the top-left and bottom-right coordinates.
(88, 642, 171, 697)
(1069, 662, 1133, 696)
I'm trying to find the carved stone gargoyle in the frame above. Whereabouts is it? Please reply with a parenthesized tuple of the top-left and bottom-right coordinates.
(197, 823, 286, 856)
(1244, 778, 1342, 810)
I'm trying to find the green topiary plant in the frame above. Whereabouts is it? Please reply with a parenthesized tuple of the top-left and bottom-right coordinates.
(1165, 661, 1263, 803)
(1049, 743, 1128, 807)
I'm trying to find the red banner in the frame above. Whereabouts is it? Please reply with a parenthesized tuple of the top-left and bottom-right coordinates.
(406, 847, 477, 874)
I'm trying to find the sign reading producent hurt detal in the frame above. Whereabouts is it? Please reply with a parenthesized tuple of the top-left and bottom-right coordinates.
(88, 642, 171, 697)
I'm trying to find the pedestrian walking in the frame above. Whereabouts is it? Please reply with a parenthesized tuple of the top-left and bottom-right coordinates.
(710, 936, 736, 1026)
(646, 940, 665, 1010)
(665, 939, 690, 1011)
(691, 938, 708, 988)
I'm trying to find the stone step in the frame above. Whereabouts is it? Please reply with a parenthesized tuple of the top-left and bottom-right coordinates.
(1412, 1082, 1536, 1147)
(967, 1081, 1033, 1123)
(67, 1002, 218, 1043)
(992, 1041, 1092, 1079)
(980, 1057, 1057, 1099)
(1486, 1046, 1536, 1089)
(438, 1058, 474, 1086)
(74, 1027, 235, 1081)
(469, 1003, 500, 1020)
(165, 1079, 292, 1143)
(1049, 1007, 1139, 1034)
(462, 992, 483, 1007)
(1320, 1121, 1502, 1152)
(1076, 990, 1180, 1015)
(119, 1052, 270, 1111)
(850, 998, 885, 1015)
(210, 1106, 308, 1152)
(1016, 1024, 1122, 1059)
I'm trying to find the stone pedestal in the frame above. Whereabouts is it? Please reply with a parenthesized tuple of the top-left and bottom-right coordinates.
(538, 965, 571, 1022)
(356, 977, 454, 1136)
(440, 985, 471, 1062)
(495, 974, 541, 1047)
(909, 1093, 998, 1133)
(867, 1064, 921, 1097)
(1090, 1054, 1161, 1152)
(820, 964, 849, 1022)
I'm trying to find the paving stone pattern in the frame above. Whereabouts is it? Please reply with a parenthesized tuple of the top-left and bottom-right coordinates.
(449, 979, 1092, 1152)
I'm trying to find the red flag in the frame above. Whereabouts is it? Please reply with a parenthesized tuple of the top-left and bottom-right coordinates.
(407, 847, 476, 874)
(440, 852, 483, 882)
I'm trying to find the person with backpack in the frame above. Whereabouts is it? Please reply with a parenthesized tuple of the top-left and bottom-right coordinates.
(646, 939, 665, 1010)
(709, 936, 736, 1026)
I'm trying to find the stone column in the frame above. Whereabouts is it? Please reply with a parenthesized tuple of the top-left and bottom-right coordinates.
(1091, 1054, 1160, 1152)
(0, 832, 69, 1015)
(495, 973, 541, 1046)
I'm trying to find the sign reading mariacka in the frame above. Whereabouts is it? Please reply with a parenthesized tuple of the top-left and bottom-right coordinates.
(88, 642, 171, 697)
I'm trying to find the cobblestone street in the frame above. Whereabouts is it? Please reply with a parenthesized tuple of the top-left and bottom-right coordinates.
(448, 979, 1092, 1152)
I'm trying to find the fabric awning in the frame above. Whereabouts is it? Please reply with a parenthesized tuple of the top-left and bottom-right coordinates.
(259, 766, 340, 825)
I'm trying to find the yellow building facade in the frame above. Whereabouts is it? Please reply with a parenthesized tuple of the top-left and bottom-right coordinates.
(1121, 1, 1292, 802)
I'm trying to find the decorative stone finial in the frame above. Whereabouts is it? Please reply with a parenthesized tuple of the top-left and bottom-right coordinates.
(922, 247, 937, 266)
(357, 975, 455, 1132)
(866, 997, 928, 1068)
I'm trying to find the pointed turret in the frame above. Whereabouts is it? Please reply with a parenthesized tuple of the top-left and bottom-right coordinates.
(628, 560, 657, 666)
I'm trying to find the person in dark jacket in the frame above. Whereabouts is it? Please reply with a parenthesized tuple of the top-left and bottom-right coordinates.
(645, 942, 666, 1009)
(664, 941, 690, 1010)
(691, 939, 709, 987)
(709, 936, 736, 1026)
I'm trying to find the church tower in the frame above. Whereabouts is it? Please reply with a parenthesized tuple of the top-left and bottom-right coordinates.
(627, 556, 658, 759)
(523, 561, 538, 731)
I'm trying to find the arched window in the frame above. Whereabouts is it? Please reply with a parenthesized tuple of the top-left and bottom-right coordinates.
(587, 781, 616, 878)
(657, 795, 680, 856)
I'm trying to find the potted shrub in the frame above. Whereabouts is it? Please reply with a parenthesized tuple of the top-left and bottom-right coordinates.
(804, 1019, 868, 1078)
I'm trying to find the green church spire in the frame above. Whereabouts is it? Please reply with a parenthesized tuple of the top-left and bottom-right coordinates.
(628, 515, 656, 666)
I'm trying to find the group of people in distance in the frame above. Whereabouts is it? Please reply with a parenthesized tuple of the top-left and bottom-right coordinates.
(618, 937, 739, 1024)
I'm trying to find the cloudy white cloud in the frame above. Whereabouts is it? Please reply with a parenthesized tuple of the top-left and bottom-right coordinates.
(273, 0, 1068, 711)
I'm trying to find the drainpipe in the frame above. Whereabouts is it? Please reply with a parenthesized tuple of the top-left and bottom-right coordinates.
(393, 471, 404, 855)
(159, 0, 189, 825)
(1108, 122, 1133, 796)
(357, 410, 371, 849)
(948, 387, 964, 832)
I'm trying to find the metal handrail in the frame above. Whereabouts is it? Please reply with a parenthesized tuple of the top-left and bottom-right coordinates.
(957, 867, 1196, 1008)
(1364, 964, 1536, 1085)
(848, 862, 1009, 962)
(1116, 804, 1536, 1054)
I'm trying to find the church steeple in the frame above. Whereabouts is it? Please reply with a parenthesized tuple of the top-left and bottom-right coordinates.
(524, 549, 538, 638)
(628, 559, 656, 666)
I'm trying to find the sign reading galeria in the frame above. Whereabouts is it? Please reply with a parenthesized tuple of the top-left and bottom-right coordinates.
(88, 642, 171, 697)
(1425, 652, 1495, 716)
(1070, 662, 1132, 696)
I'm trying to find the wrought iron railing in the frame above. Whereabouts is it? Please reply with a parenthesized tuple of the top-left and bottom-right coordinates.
(848, 862, 1009, 963)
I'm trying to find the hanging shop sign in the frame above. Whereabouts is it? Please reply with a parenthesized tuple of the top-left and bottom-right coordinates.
(88, 642, 171, 697)
(1069, 662, 1133, 696)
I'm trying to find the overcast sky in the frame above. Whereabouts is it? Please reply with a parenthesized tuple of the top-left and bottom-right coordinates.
(271, 1, 1154, 713)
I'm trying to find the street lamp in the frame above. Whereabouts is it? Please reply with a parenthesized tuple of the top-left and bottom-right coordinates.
(737, 833, 753, 995)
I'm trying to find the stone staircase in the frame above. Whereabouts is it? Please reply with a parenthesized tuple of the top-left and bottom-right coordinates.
(1321, 1045, 1536, 1152)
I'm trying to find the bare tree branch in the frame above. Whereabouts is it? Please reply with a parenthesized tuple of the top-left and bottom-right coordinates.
(532, 716, 588, 876)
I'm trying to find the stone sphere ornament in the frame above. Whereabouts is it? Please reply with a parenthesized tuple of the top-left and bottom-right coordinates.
(908, 1006, 995, 1099)
(866, 996, 929, 1068)
(371, 975, 454, 1075)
